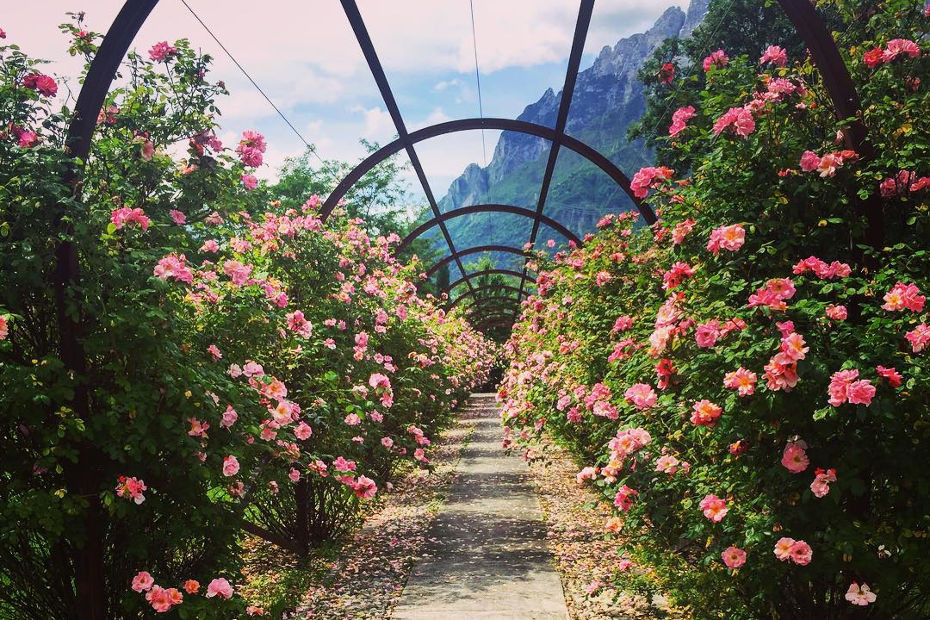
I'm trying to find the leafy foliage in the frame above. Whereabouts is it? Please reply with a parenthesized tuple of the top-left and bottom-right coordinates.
(0, 21, 494, 617)
(502, 1, 930, 617)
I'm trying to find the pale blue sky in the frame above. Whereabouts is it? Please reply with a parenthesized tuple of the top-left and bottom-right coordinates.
(7, 0, 680, 199)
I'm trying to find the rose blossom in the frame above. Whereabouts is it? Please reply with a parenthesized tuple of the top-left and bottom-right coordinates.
(699, 494, 728, 522)
(845, 582, 877, 606)
(222, 455, 239, 476)
(781, 440, 809, 473)
(624, 383, 657, 409)
(690, 399, 722, 427)
(721, 546, 747, 569)
(723, 367, 757, 396)
(206, 577, 233, 599)
(132, 571, 154, 592)
(810, 468, 836, 498)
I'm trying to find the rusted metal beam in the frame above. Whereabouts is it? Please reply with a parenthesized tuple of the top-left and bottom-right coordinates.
(397, 204, 581, 253)
(320, 117, 653, 224)
(443, 268, 532, 295)
(424, 245, 529, 279)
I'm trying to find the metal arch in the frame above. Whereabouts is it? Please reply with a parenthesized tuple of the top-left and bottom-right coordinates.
(775, 0, 882, 250)
(56, 3, 161, 615)
(476, 313, 516, 325)
(473, 313, 518, 331)
(471, 307, 518, 321)
(63, 2, 876, 251)
(67, 1, 161, 159)
(443, 268, 533, 295)
(397, 204, 582, 253)
(320, 117, 654, 224)
(475, 321, 516, 334)
(461, 296, 521, 314)
(518, 0, 594, 303)
(459, 292, 523, 311)
(424, 245, 529, 279)
(449, 285, 523, 310)
(339, 0, 474, 295)
(462, 298, 522, 318)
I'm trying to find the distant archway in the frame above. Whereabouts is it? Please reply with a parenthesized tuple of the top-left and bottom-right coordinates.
(397, 204, 581, 253)
(443, 269, 532, 296)
(449, 286, 523, 310)
(424, 246, 529, 279)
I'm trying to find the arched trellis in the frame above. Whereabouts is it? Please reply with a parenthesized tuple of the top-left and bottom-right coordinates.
(397, 204, 581, 253)
(472, 307, 518, 322)
(450, 285, 524, 310)
(459, 294, 523, 315)
(473, 314, 519, 332)
(57, 1, 878, 613)
(424, 245, 529, 279)
(443, 268, 533, 296)
(465, 297, 519, 321)
(320, 116, 654, 223)
(64, 0, 878, 252)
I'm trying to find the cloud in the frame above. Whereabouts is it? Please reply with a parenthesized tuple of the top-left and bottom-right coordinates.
(353, 106, 397, 142)
(433, 78, 461, 92)
(423, 108, 451, 125)
(7, 0, 683, 204)
(10, 1, 682, 90)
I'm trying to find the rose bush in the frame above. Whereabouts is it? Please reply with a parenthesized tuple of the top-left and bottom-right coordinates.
(0, 21, 493, 617)
(500, 1, 930, 617)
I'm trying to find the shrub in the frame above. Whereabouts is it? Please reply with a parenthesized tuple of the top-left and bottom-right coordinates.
(500, 1, 930, 617)
(0, 21, 493, 617)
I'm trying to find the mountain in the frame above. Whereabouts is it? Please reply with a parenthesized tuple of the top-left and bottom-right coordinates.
(433, 0, 709, 269)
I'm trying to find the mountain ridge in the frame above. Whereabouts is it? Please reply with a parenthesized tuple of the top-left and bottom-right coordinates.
(433, 0, 709, 266)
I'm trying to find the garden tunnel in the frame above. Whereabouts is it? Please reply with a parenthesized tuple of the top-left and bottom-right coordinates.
(64, 0, 876, 344)
(444, 269, 535, 295)
(459, 295, 524, 316)
(450, 285, 522, 307)
(28, 0, 894, 616)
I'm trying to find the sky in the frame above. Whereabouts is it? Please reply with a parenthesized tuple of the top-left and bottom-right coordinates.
(6, 0, 680, 202)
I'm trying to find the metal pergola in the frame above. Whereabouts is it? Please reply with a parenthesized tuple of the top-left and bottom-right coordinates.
(45, 3, 889, 615)
(444, 268, 536, 295)
(323, 0, 654, 325)
(62, 0, 880, 336)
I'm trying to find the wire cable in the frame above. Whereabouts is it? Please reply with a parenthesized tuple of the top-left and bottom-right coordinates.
(177, 0, 325, 165)
(468, 0, 488, 166)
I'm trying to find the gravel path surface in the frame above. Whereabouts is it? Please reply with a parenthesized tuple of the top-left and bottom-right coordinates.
(243, 394, 685, 619)
(522, 439, 685, 619)
(392, 393, 569, 619)
(285, 401, 480, 619)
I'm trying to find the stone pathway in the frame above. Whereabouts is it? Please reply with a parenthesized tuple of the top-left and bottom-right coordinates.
(392, 394, 569, 620)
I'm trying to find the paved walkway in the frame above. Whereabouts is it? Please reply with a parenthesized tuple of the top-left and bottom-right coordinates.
(392, 394, 569, 620)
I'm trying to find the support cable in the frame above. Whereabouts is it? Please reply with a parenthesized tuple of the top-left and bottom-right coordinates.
(468, 0, 488, 166)
(178, 0, 325, 164)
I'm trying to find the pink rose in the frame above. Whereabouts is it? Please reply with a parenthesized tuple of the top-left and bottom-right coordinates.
(781, 440, 809, 473)
(205, 577, 233, 599)
(699, 494, 728, 522)
(721, 546, 746, 569)
(222, 455, 239, 477)
(131, 571, 154, 592)
(789, 540, 812, 565)
(241, 174, 258, 190)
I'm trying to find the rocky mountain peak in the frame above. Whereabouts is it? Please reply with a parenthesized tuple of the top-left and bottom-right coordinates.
(433, 1, 709, 260)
